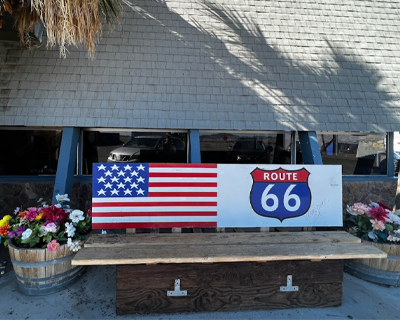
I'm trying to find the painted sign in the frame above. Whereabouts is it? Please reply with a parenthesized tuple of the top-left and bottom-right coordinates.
(91, 163, 342, 229)
(250, 167, 311, 222)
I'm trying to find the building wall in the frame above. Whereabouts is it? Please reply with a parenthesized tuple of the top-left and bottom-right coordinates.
(1, 180, 396, 220)
(1, 0, 400, 132)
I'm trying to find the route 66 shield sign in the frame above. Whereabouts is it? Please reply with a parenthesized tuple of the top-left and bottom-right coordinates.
(250, 167, 311, 222)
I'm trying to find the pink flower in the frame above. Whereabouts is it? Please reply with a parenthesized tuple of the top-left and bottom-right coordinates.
(47, 240, 60, 252)
(370, 219, 386, 231)
(350, 203, 370, 215)
(26, 207, 41, 221)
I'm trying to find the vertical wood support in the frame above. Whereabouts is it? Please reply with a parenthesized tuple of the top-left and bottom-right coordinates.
(52, 127, 80, 204)
(291, 131, 297, 164)
(189, 130, 201, 163)
(298, 131, 322, 164)
(387, 132, 394, 177)
(298, 131, 321, 231)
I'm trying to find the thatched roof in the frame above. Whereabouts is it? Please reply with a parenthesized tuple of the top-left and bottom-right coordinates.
(0, 0, 123, 57)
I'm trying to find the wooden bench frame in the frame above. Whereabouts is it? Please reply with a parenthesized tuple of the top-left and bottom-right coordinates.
(72, 230, 386, 315)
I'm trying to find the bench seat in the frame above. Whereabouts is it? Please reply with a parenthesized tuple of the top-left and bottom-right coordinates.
(72, 231, 386, 315)
(72, 231, 385, 265)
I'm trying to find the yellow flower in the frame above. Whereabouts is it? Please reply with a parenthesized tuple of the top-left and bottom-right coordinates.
(0, 215, 12, 227)
(36, 213, 44, 220)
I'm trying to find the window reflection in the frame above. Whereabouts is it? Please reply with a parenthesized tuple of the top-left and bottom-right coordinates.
(318, 133, 387, 175)
(0, 130, 62, 175)
(82, 131, 187, 174)
(200, 132, 292, 164)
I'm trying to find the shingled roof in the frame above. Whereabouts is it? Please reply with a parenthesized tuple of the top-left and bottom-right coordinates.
(0, 0, 399, 132)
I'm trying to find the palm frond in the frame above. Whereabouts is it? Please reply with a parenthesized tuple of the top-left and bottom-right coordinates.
(2, 0, 124, 58)
(98, 0, 123, 24)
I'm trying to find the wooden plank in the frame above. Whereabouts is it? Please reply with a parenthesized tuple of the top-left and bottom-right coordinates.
(116, 261, 343, 315)
(117, 260, 343, 288)
(117, 282, 342, 315)
(72, 242, 386, 265)
(83, 231, 361, 248)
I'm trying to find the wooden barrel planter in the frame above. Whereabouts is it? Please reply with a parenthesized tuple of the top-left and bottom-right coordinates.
(345, 242, 400, 287)
(8, 242, 86, 295)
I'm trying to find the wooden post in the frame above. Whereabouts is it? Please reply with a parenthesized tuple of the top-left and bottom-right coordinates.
(395, 174, 400, 211)
(188, 130, 201, 163)
(52, 127, 80, 204)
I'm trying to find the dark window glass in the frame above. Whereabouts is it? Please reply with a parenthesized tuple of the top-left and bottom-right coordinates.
(82, 131, 188, 174)
(199, 132, 292, 164)
(317, 133, 387, 175)
(0, 130, 62, 175)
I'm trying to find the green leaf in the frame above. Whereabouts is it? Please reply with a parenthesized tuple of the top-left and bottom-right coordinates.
(385, 224, 394, 232)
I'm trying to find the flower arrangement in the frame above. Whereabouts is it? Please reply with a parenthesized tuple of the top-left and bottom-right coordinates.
(345, 201, 400, 243)
(0, 194, 91, 252)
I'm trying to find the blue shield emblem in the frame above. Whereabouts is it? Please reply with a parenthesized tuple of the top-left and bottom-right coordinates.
(250, 168, 311, 222)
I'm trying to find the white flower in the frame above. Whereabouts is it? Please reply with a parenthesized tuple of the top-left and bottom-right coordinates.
(56, 194, 70, 203)
(69, 210, 85, 223)
(389, 212, 400, 225)
(370, 202, 379, 208)
(21, 228, 32, 240)
(67, 238, 81, 252)
(44, 222, 57, 233)
(65, 222, 76, 237)
(388, 234, 400, 242)
(39, 226, 48, 236)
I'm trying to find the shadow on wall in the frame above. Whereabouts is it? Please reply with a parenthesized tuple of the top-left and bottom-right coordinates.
(116, 0, 395, 131)
(192, 1, 394, 131)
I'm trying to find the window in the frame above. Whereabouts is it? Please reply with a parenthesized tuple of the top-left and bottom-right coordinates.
(0, 129, 62, 175)
(317, 133, 387, 175)
(199, 131, 293, 164)
(82, 131, 188, 174)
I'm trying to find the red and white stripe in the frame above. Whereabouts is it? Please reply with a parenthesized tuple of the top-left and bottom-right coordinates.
(92, 163, 218, 229)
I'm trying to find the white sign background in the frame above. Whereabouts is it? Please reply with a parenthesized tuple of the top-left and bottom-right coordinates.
(216, 164, 342, 228)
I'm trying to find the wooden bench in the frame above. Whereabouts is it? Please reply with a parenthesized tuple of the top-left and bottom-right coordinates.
(71, 163, 386, 315)
(73, 230, 385, 315)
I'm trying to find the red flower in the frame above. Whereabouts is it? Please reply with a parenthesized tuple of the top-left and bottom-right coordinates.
(18, 211, 28, 219)
(377, 202, 393, 211)
(0, 225, 10, 237)
(41, 205, 68, 223)
(367, 206, 389, 223)
(87, 207, 92, 217)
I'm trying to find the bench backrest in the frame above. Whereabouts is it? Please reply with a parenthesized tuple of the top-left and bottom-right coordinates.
(91, 163, 342, 230)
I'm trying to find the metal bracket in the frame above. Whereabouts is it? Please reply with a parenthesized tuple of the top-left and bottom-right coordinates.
(167, 279, 187, 297)
(280, 275, 299, 292)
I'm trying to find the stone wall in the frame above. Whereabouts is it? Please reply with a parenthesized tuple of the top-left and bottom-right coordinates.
(0, 181, 92, 215)
(342, 180, 397, 211)
(0, 180, 397, 218)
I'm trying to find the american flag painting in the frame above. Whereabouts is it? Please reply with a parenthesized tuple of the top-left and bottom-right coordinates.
(92, 163, 218, 229)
